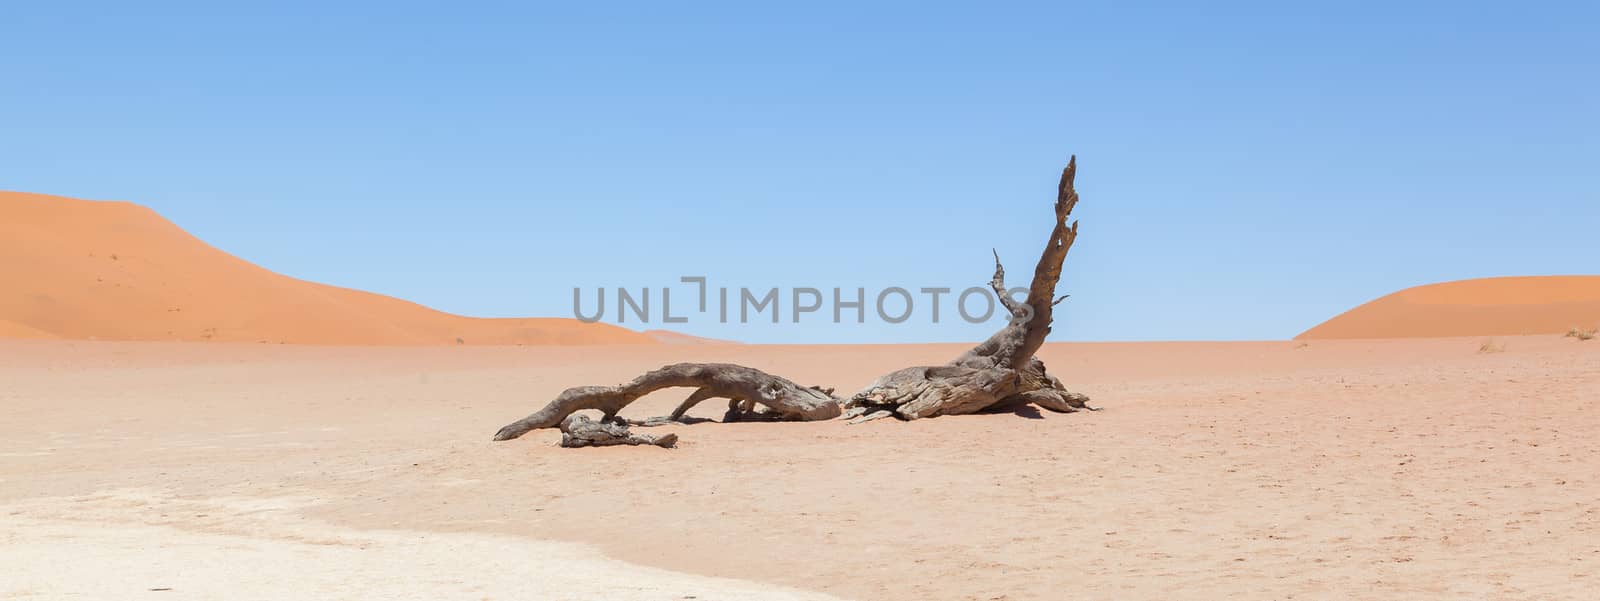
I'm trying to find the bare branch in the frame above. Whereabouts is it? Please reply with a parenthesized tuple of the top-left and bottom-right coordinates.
(990, 249, 1026, 318)
(1012, 156, 1081, 369)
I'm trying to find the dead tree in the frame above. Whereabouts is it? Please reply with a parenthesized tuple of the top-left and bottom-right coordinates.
(847, 157, 1092, 420)
(492, 158, 1091, 441)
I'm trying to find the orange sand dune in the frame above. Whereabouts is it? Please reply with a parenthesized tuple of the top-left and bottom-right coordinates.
(1297, 275, 1600, 339)
(0, 190, 654, 345)
(0, 319, 58, 339)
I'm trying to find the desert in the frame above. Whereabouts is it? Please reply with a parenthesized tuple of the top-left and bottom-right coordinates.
(7, 4, 1598, 599)
(4, 336, 1598, 600)
(6, 175, 1600, 601)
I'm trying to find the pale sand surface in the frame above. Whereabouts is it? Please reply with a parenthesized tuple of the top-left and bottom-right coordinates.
(3, 337, 1597, 599)
(2, 494, 842, 601)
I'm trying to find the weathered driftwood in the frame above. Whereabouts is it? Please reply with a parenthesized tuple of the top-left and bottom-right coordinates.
(493, 363, 841, 441)
(846, 158, 1093, 419)
(558, 415, 678, 448)
(493, 158, 1092, 442)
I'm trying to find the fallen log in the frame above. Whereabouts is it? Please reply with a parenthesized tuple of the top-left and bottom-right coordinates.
(493, 363, 841, 441)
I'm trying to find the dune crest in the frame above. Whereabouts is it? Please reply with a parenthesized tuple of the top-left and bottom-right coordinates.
(1297, 276, 1600, 340)
(0, 190, 655, 345)
(643, 329, 739, 344)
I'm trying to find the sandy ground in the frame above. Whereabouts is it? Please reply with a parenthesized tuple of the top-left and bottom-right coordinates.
(3, 337, 1597, 600)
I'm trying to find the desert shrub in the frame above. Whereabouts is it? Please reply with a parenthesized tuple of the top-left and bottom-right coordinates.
(1478, 339, 1507, 353)
(1566, 327, 1597, 341)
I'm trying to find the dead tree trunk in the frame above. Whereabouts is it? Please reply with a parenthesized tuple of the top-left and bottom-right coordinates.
(493, 363, 841, 441)
(492, 158, 1091, 442)
(846, 157, 1092, 419)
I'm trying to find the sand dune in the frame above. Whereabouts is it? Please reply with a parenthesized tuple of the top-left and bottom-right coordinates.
(644, 329, 739, 344)
(0, 191, 653, 345)
(1297, 275, 1600, 339)
(0, 319, 57, 339)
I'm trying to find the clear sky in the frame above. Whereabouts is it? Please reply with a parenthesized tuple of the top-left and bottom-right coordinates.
(3, 1, 1596, 343)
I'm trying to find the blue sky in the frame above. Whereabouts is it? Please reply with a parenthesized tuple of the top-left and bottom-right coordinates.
(3, 1, 1596, 343)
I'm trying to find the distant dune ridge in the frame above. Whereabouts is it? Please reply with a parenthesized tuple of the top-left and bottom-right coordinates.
(11, 190, 1593, 345)
(1297, 276, 1600, 340)
(644, 329, 737, 344)
(0, 190, 661, 345)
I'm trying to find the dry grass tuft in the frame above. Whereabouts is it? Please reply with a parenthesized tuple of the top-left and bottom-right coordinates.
(1564, 327, 1597, 341)
(1478, 339, 1507, 353)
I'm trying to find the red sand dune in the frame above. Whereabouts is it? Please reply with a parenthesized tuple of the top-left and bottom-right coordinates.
(0, 190, 655, 345)
(1297, 276, 1600, 340)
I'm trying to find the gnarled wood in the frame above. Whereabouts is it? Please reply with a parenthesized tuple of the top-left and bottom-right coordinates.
(493, 363, 841, 441)
(493, 158, 1093, 444)
(559, 415, 678, 448)
(847, 158, 1091, 419)
(951, 157, 1079, 372)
